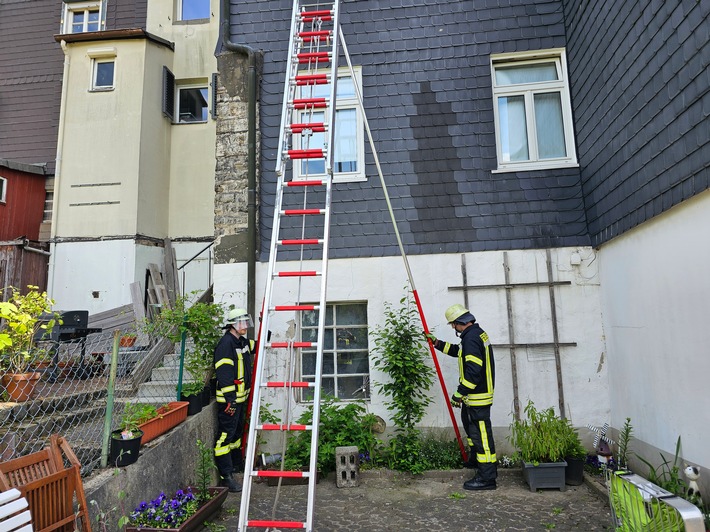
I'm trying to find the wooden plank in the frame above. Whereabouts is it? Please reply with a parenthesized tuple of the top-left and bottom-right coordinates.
(162, 239, 179, 306)
(148, 263, 171, 310)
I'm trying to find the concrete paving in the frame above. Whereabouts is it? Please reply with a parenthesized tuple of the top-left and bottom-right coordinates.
(212, 469, 613, 531)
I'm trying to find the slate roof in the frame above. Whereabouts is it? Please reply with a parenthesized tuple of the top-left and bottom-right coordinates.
(227, 0, 590, 261)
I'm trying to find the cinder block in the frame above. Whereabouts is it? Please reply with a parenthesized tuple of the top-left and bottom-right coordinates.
(335, 446, 359, 488)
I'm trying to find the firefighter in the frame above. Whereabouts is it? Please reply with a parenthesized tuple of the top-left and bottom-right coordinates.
(426, 304, 498, 490)
(213, 307, 255, 493)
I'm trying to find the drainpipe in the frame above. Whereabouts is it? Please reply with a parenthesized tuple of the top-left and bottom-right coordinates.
(220, 0, 258, 324)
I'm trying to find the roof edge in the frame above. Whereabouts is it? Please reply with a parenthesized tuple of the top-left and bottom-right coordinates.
(54, 29, 175, 51)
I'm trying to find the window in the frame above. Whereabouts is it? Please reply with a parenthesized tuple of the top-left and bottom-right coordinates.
(43, 190, 54, 221)
(490, 49, 577, 172)
(178, 86, 209, 123)
(295, 67, 365, 183)
(62, 2, 104, 33)
(92, 59, 114, 90)
(178, 0, 210, 21)
(0, 176, 6, 203)
(162, 68, 209, 123)
(300, 303, 370, 402)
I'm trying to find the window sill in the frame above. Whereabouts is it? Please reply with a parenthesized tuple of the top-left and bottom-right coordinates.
(89, 87, 114, 92)
(174, 120, 209, 125)
(492, 161, 579, 174)
(174, 18, 210, 25)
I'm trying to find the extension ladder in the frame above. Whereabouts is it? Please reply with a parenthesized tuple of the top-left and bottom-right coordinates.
(238, 0, 342, 530)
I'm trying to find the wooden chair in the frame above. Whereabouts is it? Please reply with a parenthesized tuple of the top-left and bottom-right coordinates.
(0, 435, 90, 532)
(0, 488, 33, 532)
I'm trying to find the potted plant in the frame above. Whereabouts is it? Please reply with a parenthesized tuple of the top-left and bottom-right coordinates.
(136, 401, 189, 444)
(179, 381, 204, 416)
(119, 332, 137, 348)
(0, 286, 60, 402)
(110, 402, 145, 467)
(124, 440, 228, 532)
(563, 426, 588, 486)
(509, 400, 569, 492)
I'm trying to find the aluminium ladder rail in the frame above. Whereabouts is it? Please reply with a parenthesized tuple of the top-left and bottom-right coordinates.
(238, 1, 341, 531)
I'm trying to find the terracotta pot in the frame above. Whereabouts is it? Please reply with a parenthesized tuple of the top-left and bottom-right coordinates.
(1, 372, 41, 402)
(120, 336, 137, 347)
(138, 401, 189, 444)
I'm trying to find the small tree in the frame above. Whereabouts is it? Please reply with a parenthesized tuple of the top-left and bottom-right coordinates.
(370, 294, 434, 473)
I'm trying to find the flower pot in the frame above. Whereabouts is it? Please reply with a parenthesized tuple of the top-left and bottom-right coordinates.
(124, 487, 228, 532)
(522, 460, 567, 492)
(565, 456, 585, 486)
(138, 401, 189, 444)
(120, 336, 137, 347)
(1, 372, 41, 402)
(180, 393, 203, 416)
(110, 429, 143, 467)
(201, 384, 211, 407)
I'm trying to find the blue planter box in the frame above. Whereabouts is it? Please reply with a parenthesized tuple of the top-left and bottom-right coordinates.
(522, 460, 567, 492)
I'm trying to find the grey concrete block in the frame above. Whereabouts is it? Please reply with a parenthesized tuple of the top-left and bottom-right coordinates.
(335, 445, 360, 488)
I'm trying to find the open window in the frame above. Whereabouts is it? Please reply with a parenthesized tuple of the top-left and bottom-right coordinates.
(490, 49, 578, 172)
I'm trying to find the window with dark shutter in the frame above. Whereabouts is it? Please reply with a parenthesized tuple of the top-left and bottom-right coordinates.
(162, 66, 175, 121)
(211, 73, 218, 119)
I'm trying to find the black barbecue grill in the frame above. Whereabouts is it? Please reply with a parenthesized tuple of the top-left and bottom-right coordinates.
(35, 310, 102, 381)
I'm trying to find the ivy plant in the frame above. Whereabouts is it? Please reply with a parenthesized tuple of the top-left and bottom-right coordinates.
(370, 294, 434, 474)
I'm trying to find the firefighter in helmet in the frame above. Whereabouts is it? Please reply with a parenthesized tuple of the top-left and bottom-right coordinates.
(426, 303, 497, 490)
(213, 307, 255, 492)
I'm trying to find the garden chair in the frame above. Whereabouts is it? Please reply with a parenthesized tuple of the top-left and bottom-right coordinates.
(0, 488, 33, 532)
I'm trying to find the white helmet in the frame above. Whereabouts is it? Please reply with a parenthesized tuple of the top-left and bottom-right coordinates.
(224, 308, 253, 329)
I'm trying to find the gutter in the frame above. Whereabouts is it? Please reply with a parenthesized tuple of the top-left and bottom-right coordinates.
(219, 0, 258, 323)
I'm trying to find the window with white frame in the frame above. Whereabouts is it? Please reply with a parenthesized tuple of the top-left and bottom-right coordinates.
(295, 67, 365, 183)
(300, 302, 370, 402)
(178, 85, 209, 123)
(91, 59, 115, 90)
(490, 49, 577, 172)
(0, 176, 7, 203)
(62, 1, 104, 33)
(178, 0, 210, 21)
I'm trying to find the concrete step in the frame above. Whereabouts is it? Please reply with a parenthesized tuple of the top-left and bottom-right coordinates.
(150, 366, 198, 382)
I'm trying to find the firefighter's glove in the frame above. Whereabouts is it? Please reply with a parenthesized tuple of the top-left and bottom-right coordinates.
(450, 392, 463, 409)
(224, 401, 238, 416)
(424, 332, 437, 344)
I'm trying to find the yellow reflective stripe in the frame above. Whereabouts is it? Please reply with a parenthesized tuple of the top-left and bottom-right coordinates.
(228, 440, 242, 450)
(219, 385, 236, 393)
(442, 342, 453, 355)
(460, 377, 477, 390)
(216, 358, 234, 368)
(477, 420, 496, 463)
(481, 332, 494, 393)
(215, 432, 230, 455)
(466, 354, 482, 366)
(464, 393, 493, 406)
(249, 339, 256, 350)
(216, 397, 226, 403)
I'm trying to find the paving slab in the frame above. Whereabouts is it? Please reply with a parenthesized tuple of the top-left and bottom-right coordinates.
(212, 469, 613, 531)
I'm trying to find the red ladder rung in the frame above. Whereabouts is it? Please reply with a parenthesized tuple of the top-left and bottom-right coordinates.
(265, 381, 312, 388)
(282, 208, 324, 215)
(299, 30, 331, 42)
(273, 305, 317, 311)
(299, 10, 332, 22)
(279, 239, 322, 246)
(296, 52, 330, 64)
(275, 270, 318, 277)
(248, 520, 305, 529)
(290, 122, 326, 133)
(260, 424, 309, 431)
(287, 149, 324, 159)
(292, 98, 327, 109)
(294, 74, 328, 86)
(286, 179, 326, 187)
(256, 470, 310, 478)
(270, 341, 314, 348)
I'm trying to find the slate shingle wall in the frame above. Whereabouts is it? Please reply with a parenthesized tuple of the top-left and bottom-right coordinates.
(564, 0, 710, 247)
(0, 0, 64, 173)
(106, 0, 148, 30)
(229, 0, 589, 260)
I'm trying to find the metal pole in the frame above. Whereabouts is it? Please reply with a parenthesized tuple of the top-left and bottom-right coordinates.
(339, 28, 466, 461)
(100, 330, 121, 468)
(177, 315, 187, 400)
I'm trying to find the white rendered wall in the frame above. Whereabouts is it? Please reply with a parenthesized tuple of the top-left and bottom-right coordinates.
(599, 190, 710, 469)
(214, 246, 608, 440)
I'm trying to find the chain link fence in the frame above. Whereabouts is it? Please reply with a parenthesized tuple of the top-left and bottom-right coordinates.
(0, 325, 187, 477)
